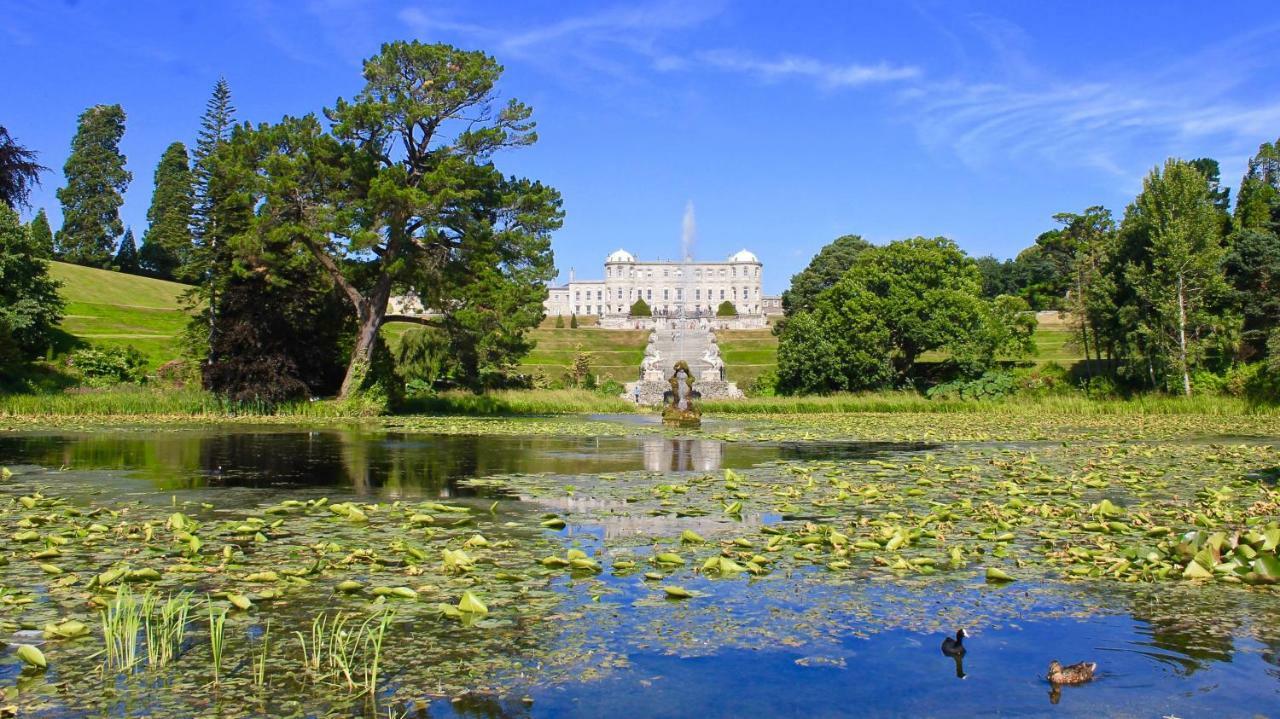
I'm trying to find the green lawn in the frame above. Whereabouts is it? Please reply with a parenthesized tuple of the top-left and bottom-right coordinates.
(522, 326, 647, 384)
(50, 262, 192, 369)
(718, 328, 778, 391)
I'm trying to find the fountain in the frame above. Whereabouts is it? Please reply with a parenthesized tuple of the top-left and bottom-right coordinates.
(661, 360, 702, 427)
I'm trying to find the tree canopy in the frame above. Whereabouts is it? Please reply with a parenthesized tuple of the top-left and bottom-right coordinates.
(55, 105, 131, 267)
(0, 204, 63, 371)
(217, 41, 562, 398)
(139, 141, 194, 280)
(777, 237, 1035, 394)
(781, 234, 871, 316)
(0, 126, 45, 210)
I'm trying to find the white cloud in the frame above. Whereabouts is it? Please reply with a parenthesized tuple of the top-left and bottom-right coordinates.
(698, 50, 920, 89)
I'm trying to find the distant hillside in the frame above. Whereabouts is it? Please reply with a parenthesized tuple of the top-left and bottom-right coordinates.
(50, 262, 191, 369)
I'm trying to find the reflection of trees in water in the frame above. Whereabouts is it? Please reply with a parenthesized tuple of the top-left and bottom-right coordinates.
(404, 694, 532, 719)
(1126, 590, 1242, 675)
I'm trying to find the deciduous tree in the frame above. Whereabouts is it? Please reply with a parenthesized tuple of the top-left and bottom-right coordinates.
(0, 204, 63, 371)
(0, 125, 45, 209)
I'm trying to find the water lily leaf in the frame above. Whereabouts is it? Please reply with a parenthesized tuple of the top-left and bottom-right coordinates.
(43, 619, 89, 639)
(654, 552, 685, 566)
(541, 556, 570, 568)
(540, 518, 566, 529)
(985, 567, 1014, 582)
(662, 585, 693, 599)
(244, 571, 280, 583)
(16, 644, 46, 670)
(1181, 560, 1214, 579)
(227, 593, 253, 610)
(458, 590, 488, 614)
(680, 530, 705, 544)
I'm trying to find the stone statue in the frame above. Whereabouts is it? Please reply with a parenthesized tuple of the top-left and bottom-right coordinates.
(662, 360, 702, 427)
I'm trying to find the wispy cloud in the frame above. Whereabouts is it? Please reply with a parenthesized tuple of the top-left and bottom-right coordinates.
(900, 19, 1280, 182)
(698, 50, 920, 89)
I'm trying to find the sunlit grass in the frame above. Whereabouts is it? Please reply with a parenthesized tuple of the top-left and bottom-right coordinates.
(702, 392, 1279, 415)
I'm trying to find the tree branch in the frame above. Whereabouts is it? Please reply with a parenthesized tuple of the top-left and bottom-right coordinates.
(384, 314, 443, 327)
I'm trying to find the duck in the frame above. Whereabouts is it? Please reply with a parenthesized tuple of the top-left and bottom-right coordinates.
(1047, 660, 1097, 685)
(941, 628, 968, 657)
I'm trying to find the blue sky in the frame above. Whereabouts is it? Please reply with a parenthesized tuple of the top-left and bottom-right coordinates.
(5, 1, 1280, 293)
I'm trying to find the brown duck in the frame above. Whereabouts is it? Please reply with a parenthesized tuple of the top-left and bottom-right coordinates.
(1047, 660, 1097, 685)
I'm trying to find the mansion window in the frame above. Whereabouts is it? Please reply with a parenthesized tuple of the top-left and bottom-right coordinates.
(574, 291, 580, 300)
(719, 289, 725, 299)
(596, 290, 602, 300)
(676, 288, 683, 300)
(663, 289, 669, 300)
(663, 269, 669, 277)
(647, 289, 652, 299)
(695, 289, 701, 299)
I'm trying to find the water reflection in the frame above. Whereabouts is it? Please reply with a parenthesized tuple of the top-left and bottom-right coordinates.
(0, 431, 928, 499)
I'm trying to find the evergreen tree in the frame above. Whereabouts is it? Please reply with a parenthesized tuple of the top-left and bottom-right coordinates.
(1118, 159, 1231, 396)
(27, 208, 54, 258)
(0, 204, 63, 372)
(113, 227, 138, 274)
(781, 234, 871, 317)
(0, 125, 46, 209)
(139, 141, 193, 280)
(1227, 138, 1280, 361)
(55, 104, 131, 267)
(188, 78, 237, 360)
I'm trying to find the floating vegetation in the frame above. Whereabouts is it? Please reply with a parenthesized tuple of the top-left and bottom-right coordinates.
(0, 414, 1278, 716)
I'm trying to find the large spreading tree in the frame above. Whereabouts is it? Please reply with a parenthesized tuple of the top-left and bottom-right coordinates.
(777, 236, 1035, 394)
(139, 141, 194, 279)
(780, 234, 871, 317)
(227, 42, 562, 398)
(0, 125, 46, 209)
(55, 104, 131, 267)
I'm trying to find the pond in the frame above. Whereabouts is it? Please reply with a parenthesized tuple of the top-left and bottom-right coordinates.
(0, 418, 1278, 717)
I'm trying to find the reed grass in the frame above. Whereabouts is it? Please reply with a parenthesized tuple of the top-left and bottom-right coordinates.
(295, 609, 395, 696)
(702, 392, 1280, 416)
(208, 601, 228, 684)
(144, 591, 192, 669)
(253, 620, 271, 689)
(100, 586, 144, 672)
(400, 388, 639, 415)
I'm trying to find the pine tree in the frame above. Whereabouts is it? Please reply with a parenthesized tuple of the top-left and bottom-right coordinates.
(27, 208, 54, 258)
(114, 227, 138, 274)
(188, 78, 237, 361)
(55, 105, 131, 267)
(139, 141, 194, 279)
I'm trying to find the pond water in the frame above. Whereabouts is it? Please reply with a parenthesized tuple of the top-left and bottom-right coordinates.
(1, 422, 1278, 718)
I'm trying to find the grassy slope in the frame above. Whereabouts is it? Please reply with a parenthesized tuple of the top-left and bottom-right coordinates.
(381, 318, 647, 385)
(50, 262, 191, 368)
(522, 324, 647, 384)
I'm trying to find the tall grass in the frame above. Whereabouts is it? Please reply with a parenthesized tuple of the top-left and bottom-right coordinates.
(295, 609, 396, 696)
(703, 392, 1280, 416)
(208, 601, 228, 684)
(0, 386, 376, 418)
(401, 388, 639, 415)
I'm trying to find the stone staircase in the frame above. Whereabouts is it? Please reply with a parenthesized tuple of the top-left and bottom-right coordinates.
(623, 326, 744, 406)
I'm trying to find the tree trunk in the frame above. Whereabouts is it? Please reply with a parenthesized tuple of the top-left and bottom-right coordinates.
(338, 279, 393, 399)
(1176, 273, 1191, 398)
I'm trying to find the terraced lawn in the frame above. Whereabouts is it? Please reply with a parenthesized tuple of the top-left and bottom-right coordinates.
(522, 325, 648, 384)
(50, 262, 192, 369)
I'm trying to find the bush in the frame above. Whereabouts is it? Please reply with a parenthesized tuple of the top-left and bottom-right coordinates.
(926, 370, 1017, 400)
(630, 298, 651, 317)
(716, 301, 737, 317)
(597, 378, 624, 396)
(748, 370, 778, 397)
(68, 346, 148, 387)
(554, 314, 565, 328)
(569, 314, 579, 329)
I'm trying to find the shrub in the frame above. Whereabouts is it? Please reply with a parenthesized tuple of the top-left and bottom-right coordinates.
(926, 370, 1017, 400)
(68, 346, 148, 387)
(597, 378, 624, 396)
(554, 314, 565, 328)
(569, 314, 578, 329)
(716, 301, 737, 317)
(630, 298, 651, 317)
(748, 370, 778, 397)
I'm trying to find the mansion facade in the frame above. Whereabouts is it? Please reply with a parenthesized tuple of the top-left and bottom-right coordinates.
(544, 249, 781, 325)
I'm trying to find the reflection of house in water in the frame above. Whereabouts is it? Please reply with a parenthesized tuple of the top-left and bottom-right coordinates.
(643, 437, 723, 473)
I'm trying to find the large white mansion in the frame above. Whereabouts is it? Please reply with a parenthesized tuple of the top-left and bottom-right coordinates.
(544, 249, 781, 325)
